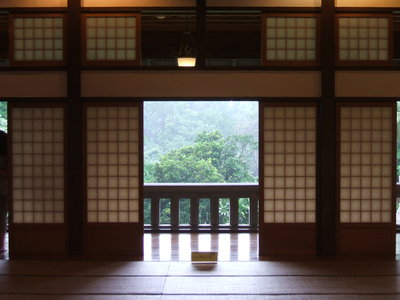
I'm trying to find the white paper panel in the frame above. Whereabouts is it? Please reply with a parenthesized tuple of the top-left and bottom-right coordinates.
(86, 16, 137, 61)
(340, 106, 393, 223)
(265, 16, 317, 62)
(86, 106, 140, 223)
(338, 17, 390, 61)
(13, 17, 64, 62)
(12, 107, 64, 224)
(263, 106, 316, 223)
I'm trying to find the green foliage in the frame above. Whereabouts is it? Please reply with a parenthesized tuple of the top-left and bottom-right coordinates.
(151, 131, 257, 183)
(199, 198, 210, 224)
(159, 199, 170, 224)
(238, 198, 250, 225)
(144, 102, 258, 228)
(144, 101, 259, 177)
(144, 163, 157, 183)
(0, 102, 7, 133)
(179, 199, 190, 224)
(218, 198, 230, 225)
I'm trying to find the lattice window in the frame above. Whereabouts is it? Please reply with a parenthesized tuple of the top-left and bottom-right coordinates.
(263, 106, 316, 223)
(340, 106, 393, 223)
(86, 106, 140, 223)
(338, 15, 391, 63)
(12, 107, 64, 224)
(263, 14, 318, 65)
(11, 15, 64, 65)
(84, 14, 140, 65)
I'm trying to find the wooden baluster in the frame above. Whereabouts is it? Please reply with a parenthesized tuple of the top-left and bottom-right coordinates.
(210, 197, 219, 229)
(190, 197, 199, 228)
(230, 197, 239, 228)
(250, 196, 258, 228)
(151, 197, 160, 228)
(170, 197, 179, 229)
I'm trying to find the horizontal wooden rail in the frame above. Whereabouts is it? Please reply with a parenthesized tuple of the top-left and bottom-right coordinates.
(144, 183, 259, 233)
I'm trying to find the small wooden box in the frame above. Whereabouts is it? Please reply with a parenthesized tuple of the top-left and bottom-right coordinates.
(191, 251, 218, 262)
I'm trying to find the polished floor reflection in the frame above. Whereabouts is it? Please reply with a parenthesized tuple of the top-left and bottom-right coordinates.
(143, 233, 259, 261)
(1, 232, 399, 261)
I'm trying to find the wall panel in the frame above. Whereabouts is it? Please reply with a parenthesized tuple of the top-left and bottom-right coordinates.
(337, 103, 396, 257)
(0, 72, 67, 98)
(82, 0, 195, 7)
(84, 103, 143, 259)
(9, 104, 67, 258)
(260, 103, 317, 257)
(336, 71, 400, 97)
(82, 71, 321, 98)
(336, 0, 400, 7)
(207, 0, 321, 7)
(0, 0, 67, 7)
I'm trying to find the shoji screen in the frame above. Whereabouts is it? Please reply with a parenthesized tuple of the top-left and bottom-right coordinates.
(9, 105, 67, 258)
(262, 14, 319, 66)
(260, 103, 316, 256)
(10, 14, 66, 66)
(336, 14, 392, 65)
(82, 14, 141, 66)
(337, 103, 395, 257)
(84, 103, 142, 259)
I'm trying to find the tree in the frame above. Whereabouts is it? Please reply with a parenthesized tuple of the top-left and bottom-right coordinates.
(144, 101, 259, 169)
(151, 131, 257, 183)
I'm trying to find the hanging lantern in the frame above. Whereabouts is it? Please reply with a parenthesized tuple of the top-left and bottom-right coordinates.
(177, 31, 196, 67)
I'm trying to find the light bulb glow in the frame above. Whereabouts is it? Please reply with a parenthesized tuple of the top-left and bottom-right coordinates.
(177, 57, 196, 67)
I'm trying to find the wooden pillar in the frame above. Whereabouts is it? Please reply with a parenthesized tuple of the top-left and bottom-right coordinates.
(230, 198, 239, 228)
(196, 0, 206, 69)
(151, 198, 160, 228)
(249, 196, 258, 228)
(210, 197, 219, 228)
(318, 0, 336, 256)
(67, 0, 83, 256)
(190, 197, 199, 228)
(170, 197, 179, 228)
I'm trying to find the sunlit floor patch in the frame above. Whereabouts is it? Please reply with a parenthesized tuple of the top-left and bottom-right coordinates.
(143, 233, 258, 262)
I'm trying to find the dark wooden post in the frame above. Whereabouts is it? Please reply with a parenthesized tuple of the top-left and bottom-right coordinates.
(210, 197, 219, 228)
(170, 197, 180, 228)
(67, 0, 83, 256)
(151, 198, 160, 228)
(196, 0, 206, 69)
(190, 197, 199, 228)
(318, 0, 336, 256)
(230, 198, 239, 228)
(249, 196, 258, 227)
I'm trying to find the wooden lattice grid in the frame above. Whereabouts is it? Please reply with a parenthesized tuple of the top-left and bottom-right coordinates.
(263, 106, 316, 223)
(86, 106, 140, 223)
(12, 107, 64, 224)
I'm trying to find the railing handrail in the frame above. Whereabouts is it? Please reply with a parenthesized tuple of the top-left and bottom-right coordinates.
(144, 183, 258, 186)
(144, 183, 259, 232)
(144, 183, 259, 197)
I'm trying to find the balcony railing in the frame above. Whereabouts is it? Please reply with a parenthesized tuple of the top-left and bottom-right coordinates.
(144, 183, 259, 232)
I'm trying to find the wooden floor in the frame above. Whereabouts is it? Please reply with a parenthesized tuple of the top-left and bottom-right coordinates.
(0, 233, 399, 298)
(0, 259, 399, 299)
(143, 233, 259, 261)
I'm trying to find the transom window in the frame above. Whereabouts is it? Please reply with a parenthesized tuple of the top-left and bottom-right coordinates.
(337, 14, 392, 65)
(262, 14, 319, 66)
(10, 14, 65, 66)
(83, 14, 141, 66)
